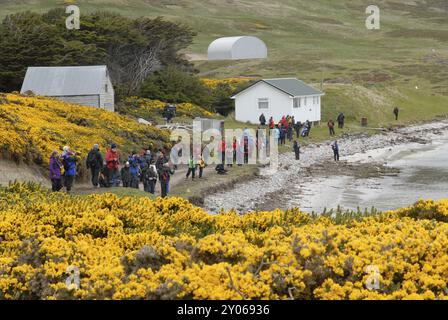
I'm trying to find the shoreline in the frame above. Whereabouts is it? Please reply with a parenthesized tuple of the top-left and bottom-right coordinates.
(204, 119, 448, 214)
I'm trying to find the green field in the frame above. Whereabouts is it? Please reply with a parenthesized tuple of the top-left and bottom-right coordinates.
(1, 1, 447, 77)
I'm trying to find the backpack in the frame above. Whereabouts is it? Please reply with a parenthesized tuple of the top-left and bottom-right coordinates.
(87, 151, 97, 168)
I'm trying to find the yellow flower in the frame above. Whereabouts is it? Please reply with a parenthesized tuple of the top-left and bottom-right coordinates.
(0, 182, 447, 300)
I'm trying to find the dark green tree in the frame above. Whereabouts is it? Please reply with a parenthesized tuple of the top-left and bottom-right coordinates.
(139, 66, 212, 109)
(0, 9, 195, 97)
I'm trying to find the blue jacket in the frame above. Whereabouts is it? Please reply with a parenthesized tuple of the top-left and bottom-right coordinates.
(128, 156, 140, 176)
(63, 154, 77, 177)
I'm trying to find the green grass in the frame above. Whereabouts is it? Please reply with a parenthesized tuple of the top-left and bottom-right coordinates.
(170, 164, 259, 201)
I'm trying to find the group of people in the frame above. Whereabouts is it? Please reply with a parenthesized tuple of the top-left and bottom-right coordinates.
(49, 143, 176, 198)
(49, 146, 78, 193)
(259, 113, 343, 163)
(90, 143, 176, 197)
(326, 113, 345, 137)
(216, 131, 262, 168)
(260, 114, 313, 143)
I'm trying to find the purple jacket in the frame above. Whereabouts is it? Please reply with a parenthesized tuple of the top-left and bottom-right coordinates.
(49, 156, 62, 179)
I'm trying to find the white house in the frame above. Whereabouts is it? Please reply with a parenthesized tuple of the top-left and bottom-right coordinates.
(232, 78, 324, 124)
(20, 65, 115, 112)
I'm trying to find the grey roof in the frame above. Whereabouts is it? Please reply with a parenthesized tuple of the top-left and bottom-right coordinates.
(232, 78, 323, 98)
(20, 66, 108, 96)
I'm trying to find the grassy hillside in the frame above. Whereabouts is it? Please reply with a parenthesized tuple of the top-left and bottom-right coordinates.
(0, 93, 170, 175)
(0, 0, 447, 80)
(1, 1, 447, 122)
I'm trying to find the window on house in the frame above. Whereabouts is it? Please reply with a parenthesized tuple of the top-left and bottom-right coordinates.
(258, 98, 269, 109)
(105, 84, 108, 93)
(293, 98, 299, 108)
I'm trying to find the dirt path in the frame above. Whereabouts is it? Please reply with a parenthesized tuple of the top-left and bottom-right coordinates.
(73, 164, 217, 197)
(0, 159, 50, 187)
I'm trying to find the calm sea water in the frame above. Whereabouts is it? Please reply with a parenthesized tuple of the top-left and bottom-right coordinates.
(292, 135, 448, 213)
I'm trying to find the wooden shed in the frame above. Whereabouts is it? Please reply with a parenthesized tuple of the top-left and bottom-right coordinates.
(20, 65, 115, 112)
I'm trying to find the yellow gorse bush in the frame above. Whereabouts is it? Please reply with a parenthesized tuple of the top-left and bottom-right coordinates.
(201, 78, 254, 90)
(0, 93, 170, 169)
(0, 183, 447, 300)
(120, 97, 214, 120)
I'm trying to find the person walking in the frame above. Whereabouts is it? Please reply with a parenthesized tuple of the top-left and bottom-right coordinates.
(272, 125, 280, 145)
(259, 113, 266, 126)
(337, 113, 345, 129)
(280, 125, 287, 145)
(287, 124, 293, 142)
(106, 143, 120, 187)
(331, 141, 340, 162)
(303, 120, 311, 137)
(186, 156, 197, 180)
(142, 165, 157, 194)
(269, 117, 275, 129)
(49, 151, 63, 192)
(86, 144, 103, 188)
(61, 147, 77, 193)
(139, 149, 152, 179)
(236, 139, 244, 166)
(293, 141, 301, 160)
(158, 163, 174, 198)
(393, 107, 400, 121)
(219, 139, 226, 165)
(327, 119, 336, 136)
(294, 121, 302, 138)
(120, 162, 131, 187)
(198, 156, 206, 178)
(128, 152, 141, 189)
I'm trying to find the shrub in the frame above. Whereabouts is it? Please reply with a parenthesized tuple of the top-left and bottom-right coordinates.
(0, 183, 447, 300)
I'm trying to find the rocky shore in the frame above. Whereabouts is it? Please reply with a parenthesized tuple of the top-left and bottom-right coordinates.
(204, 120, 448, 214)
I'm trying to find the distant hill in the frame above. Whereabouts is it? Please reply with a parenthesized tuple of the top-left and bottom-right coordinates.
(0, 0, 447, 83)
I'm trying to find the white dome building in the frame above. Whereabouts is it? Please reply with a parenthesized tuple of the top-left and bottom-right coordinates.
(207, 36, 267, 60)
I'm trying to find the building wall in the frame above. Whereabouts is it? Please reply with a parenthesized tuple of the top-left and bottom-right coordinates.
(291, 95, 321, 123)
(57, 95, 100, 108)
(99, 75, 115, 112)
(234, 82, 293, 124)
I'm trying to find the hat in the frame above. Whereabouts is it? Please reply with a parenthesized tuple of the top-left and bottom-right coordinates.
(93, 144, 99, 150)
(63, 146, 70, 152)
(146, 150, 151, 155)
(125, 161, 130, 166)
(111, 143, 117, 149)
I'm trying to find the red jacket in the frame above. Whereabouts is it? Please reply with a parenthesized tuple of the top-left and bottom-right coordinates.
(106, 149, 120, 170)
(218, 140, 226, 153)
